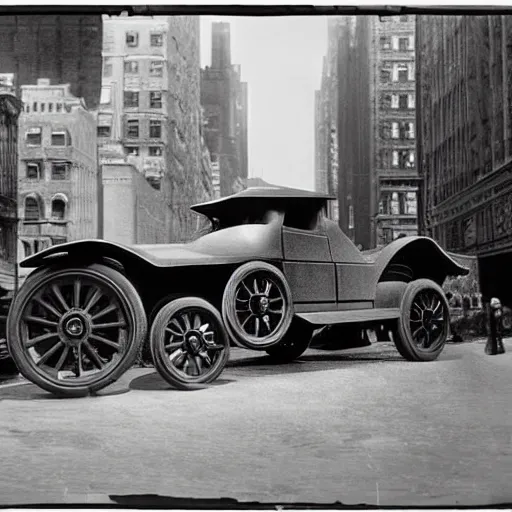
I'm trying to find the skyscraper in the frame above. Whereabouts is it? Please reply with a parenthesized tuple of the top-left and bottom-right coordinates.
(201, 22, 248, 197)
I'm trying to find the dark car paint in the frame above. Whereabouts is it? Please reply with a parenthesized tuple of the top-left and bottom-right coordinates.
(19, 186, 469, 323)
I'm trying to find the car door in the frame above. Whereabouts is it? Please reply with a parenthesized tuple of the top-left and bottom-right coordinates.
(281, 209, 337, 307)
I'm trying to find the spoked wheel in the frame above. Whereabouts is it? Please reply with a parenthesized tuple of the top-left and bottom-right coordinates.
(7, 264, 147, 397)
(265, 318, 314, 362)
(222, 261, 294, 350)
(150, 297, 230, 390)
(393, 278, 450, 361)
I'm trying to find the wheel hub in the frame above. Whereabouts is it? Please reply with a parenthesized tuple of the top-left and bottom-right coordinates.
(184, 330, 204, 355)
(422, 309, 433, 328)
(65, 317, 85, 337)
(58, 310, 91, 345)
(250, 295, 269, 315)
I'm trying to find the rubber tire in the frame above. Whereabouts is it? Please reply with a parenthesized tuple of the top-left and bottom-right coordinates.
(150, 297, 230, 390)
(222, 261, 294, 350)
(265, 318, 314, 362)
(7, 263, 147, 397)
(393, 278, 449, 362)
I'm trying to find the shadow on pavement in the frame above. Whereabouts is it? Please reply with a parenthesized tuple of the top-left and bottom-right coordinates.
(128, 371, 235, 392)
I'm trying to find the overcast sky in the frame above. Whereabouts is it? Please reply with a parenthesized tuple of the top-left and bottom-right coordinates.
(200, 16, 328, 191)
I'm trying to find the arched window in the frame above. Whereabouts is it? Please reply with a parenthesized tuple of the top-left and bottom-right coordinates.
(24, 196, 41, 221)
(51, 194, 67, 220)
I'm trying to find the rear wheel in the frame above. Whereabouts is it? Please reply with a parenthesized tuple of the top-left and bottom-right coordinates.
(150, 297, 230, 390)
(7, 264, 147, 397)
(222, 261, 294, 350)
(393, 279, 449, 361)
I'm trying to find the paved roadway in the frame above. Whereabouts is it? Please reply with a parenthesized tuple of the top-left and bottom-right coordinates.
(1, 339, 512, 507)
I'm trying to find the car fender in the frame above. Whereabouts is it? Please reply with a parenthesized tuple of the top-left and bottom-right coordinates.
(372, 236, 469, 291)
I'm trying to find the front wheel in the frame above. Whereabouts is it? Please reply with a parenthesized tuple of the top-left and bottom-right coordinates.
(150, 297, 230, 390)
(393, 278, 450, 362)
(7, 263, 147, 397)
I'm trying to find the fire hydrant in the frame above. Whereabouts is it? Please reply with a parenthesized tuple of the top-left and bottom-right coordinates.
(485, 297, 506, 355)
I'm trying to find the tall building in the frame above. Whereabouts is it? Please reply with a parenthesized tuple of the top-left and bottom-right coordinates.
(99, 15, 214, 242)
(318, 15, 419, 250)
(0, 16, 102, 110)
(18, 79, 98, 258)
(0, 92, 22, 293)
(315, 19, 342, 223)
(201, 22, 249, 197)
(416, 15, 512, 304)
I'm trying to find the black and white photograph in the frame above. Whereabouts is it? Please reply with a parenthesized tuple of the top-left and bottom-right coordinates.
(0, 2, 511, 508)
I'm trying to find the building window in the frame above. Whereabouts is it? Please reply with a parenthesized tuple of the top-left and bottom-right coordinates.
(32, 102, 37, 112)
(380, 36, 391, 50)
(124, 61, 139, 74)
(26, 128, 42, 146)
(97, 125, 111, 137)
(26, 161, 42, 180)
(150, 33, 163, 47)
(125, 146, 140, 156)
(126, 31, 139, 47)
(406, 122, 415, 139)
(103, 58, 113, 77)
(51, 131, 67, 146)
(399, 94, 408, 109)
(149, 61, 163, 77)
(394, 63, 409, 83)
(126, 119, 139, 138)
(40, 103, 45, 113)
(124, 91, 139, 108)
(149, 91, 162, 108)
(48, 103, 53, 113)
(100, 86, 111, 106)
(56, 103, 62, 113)
(149, 120, 162, 138)
(392, 151, 399, 168)
(24, 197, 41, 221)
(399, 37, 409, 51)
(149, 146, 163, 156)
(51, 197, 66, 220)
(51, 162, 70, 180)
(408, 93, 415, 109)
(391, 122, 400, 139)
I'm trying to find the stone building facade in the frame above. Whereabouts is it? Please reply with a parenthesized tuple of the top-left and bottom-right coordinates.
(99, 14, 214, 242)
(18, 79, 98, 259)
(201, 22, 248, 197)
(101, 163, 170, 245)
(416, 15, 512, 305)
(317, 15, 418, 250)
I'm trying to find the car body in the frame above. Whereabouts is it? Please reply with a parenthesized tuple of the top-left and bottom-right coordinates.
(8, 186, 469, 396)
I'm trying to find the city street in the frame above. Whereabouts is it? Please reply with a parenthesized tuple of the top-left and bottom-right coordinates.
(1, 339, 512, 507)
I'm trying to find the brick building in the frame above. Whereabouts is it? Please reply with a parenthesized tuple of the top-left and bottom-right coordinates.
(317, 15, 419, 250)
(18, 79, 98, 259)
(99, 14, 214, 242)
(416, 15, 512, 305)
(0, 16, 102, 110)
(201, 22, 248, 197)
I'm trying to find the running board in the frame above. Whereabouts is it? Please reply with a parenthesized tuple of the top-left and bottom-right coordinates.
(296, 308, 401, 326)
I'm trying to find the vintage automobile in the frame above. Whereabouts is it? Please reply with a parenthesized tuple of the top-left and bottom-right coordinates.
(7, 186, 469, 397)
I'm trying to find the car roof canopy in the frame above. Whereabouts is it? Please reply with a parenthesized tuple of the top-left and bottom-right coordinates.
(191, 186, 336, 219)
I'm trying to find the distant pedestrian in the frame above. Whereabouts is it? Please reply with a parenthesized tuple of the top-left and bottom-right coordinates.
(445, 292, 463, 343)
